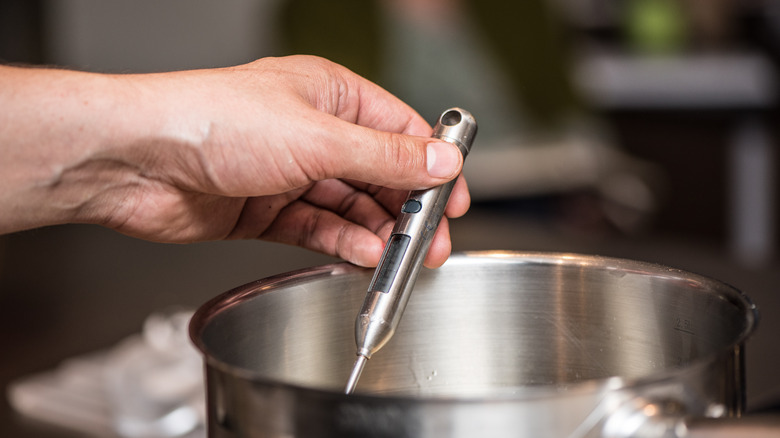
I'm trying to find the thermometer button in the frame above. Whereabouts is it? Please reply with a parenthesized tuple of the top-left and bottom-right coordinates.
(401, 199, 422, 214)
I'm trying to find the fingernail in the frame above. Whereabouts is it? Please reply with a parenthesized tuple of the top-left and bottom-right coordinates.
(426, 142, 461, 178)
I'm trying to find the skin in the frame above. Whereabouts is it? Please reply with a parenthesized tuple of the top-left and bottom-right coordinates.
(0, 55, 470, 268)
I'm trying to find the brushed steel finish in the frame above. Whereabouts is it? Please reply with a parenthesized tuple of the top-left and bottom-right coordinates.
(344, 355, 367, 395)
(190, 251, 757, 437)
(351, 108, 478, 380)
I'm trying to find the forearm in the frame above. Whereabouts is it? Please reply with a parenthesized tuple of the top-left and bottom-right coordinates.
(0, 65, 198, 234)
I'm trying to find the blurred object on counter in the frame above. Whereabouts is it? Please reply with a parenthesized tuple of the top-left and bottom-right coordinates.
(8, 309, 205, 438)
(574, 50, 776, 109)
(573, 47, 777, 267)
(622, 0, 739, 53)
(553, 0, 780, 57)
(683, 0, 737, 47)
(625, 0, 688, 54)
(728, 118, 777, 268)
(463, 118, 664, 235)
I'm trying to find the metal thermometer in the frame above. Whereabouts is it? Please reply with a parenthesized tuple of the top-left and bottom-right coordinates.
(345, 108, 477, 394)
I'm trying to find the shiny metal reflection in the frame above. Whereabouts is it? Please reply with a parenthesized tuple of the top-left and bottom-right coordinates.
(190, 251, 758, 438)
(348, 108, 477, 393)
(344, 355, 367, 394)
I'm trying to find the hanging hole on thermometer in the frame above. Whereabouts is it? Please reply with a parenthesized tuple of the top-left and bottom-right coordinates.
(441, 110, 462, 126)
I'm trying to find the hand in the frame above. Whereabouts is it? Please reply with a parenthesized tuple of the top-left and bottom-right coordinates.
(0, 56, 470, 267)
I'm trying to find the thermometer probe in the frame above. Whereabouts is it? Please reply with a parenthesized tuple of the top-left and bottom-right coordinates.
(345, 108, 477, 394)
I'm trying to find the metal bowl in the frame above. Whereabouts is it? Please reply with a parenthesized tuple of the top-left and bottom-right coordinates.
(190, 251, 757, 437)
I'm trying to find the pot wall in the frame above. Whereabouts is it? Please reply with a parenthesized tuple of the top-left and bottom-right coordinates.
(190, 252, 756, 437)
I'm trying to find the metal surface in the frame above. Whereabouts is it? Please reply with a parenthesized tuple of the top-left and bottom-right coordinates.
(190, 251, 758, 437)
(344, 355, 367, 395)
(347, 108, 477, 393)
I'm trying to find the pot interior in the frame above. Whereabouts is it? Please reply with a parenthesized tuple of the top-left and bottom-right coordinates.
(193, 252, 755, 398)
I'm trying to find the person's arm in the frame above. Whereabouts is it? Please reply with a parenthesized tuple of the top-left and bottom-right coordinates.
(0, 56, 469, 267)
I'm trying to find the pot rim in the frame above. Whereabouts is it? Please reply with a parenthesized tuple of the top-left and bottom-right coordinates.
(189, 250, 759, 404)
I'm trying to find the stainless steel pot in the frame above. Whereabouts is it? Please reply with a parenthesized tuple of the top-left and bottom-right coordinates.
(190, 251, 765, 437)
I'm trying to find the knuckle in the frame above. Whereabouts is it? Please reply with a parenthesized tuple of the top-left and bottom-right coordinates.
(381, 133, 423, 177)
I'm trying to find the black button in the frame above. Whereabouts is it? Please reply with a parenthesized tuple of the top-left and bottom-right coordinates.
(401, 199, 422, 213)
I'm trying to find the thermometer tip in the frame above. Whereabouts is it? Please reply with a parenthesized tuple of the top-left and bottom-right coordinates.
(344, 354, 368, 394)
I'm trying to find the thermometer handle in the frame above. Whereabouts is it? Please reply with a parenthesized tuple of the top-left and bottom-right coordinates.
(353, 108, 477, 359)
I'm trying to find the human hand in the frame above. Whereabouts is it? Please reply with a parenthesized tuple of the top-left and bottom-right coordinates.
(0, 56, 469, 267)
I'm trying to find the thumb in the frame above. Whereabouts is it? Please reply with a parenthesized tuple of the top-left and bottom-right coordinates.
(424, 141, 464, 179)
(322, 123, 464, 190)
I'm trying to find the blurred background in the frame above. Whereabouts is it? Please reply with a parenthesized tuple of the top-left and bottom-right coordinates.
(1, 0, 779, 436)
